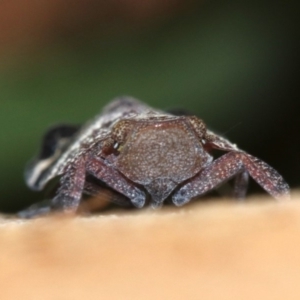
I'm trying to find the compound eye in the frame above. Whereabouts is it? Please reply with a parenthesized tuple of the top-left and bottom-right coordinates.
(111, 120, 134, 147)
(187, 116, 206, 138)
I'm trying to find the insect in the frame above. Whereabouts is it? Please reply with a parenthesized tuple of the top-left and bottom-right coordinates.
(22, 96, 290, 217)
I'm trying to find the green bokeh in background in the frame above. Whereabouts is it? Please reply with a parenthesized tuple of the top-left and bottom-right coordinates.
(0, 0, 297, 212)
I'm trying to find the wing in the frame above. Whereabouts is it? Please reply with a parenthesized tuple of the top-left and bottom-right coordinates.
(25, 96, 152, 191)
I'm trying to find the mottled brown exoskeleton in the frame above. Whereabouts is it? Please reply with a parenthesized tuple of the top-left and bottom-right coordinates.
(22, 97, 290, 217)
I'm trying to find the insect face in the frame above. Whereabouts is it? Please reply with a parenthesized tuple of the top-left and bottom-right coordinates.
(115, 119, 208, 205)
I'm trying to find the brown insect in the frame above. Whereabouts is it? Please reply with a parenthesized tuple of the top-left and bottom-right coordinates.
(22, 97, 290, 217)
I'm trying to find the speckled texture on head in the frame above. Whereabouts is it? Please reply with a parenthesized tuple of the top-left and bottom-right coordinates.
(115, 119, 211, 205)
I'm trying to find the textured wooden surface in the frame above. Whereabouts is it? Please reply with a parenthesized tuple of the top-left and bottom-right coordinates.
(1, 194, 300, 300)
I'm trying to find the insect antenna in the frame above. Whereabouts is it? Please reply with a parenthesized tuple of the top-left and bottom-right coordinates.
(220, 122, 242, 136)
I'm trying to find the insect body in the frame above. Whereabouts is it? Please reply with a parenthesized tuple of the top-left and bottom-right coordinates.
(23, 97, 290, 217)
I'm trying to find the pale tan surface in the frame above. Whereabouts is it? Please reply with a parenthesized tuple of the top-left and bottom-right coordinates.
(1, 194, 300, 300)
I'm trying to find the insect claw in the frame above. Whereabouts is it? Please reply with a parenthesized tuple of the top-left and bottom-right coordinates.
(131, 193, 146, 208)
(172, 188, 191, 206)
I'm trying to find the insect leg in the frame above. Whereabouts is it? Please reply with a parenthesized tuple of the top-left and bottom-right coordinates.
(18, 157, 86, 218)
(233, 171, 249, 199)
(17, 199, 53, 218)
(173, 151, 290, 206)
(51, 157, 86, 211)
(86, 156, 146, 208)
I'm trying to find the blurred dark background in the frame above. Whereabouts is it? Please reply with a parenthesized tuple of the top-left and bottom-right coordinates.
(0, 0, 299, 212)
